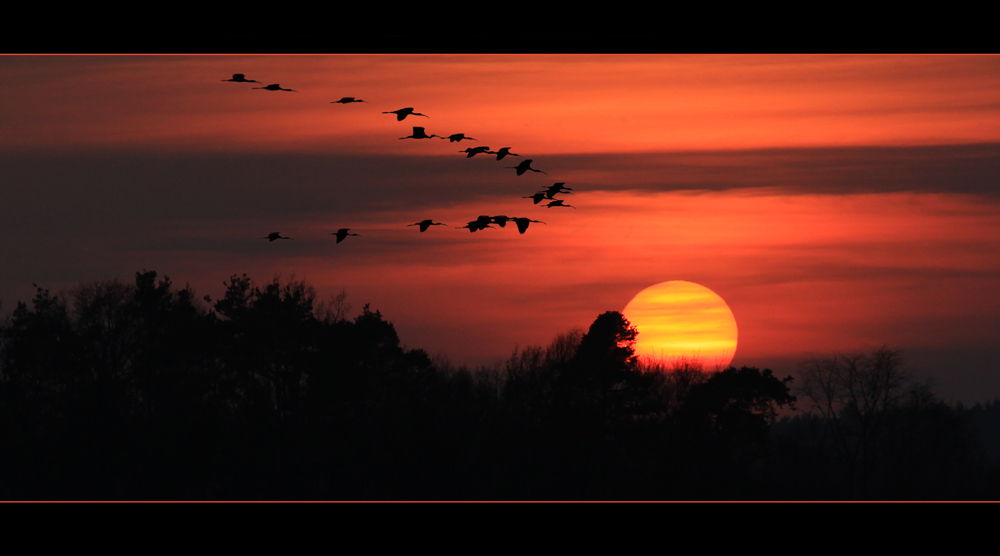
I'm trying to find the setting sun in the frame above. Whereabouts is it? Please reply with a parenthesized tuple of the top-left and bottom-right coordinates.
(623, 281, 738, 370)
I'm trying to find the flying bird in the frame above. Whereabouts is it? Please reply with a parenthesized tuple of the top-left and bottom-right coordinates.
(383, 107, 428, 121)
(223, 73, 262, 84)
(511, 217, 546, 234)
(408, 220, 448, 232)
(400, 126, 440, 140)
(260, 232, 293, 242)
(545, 200, 575, 209)
(253, 84, 298, 92)
(457, 215, 495, 232)
(507, 159, 547, 176)
(460, 146, 492, 158)
(543, 182, 574, 196)
(332, 97, 368, 104)
(491, 147, 520, 160)
(332, 228, 361, 243)
(523, 192, 547, 204)
(457, 222, 492, 232)
(490, 215, 514, 228)
(442, 133, 477, 142)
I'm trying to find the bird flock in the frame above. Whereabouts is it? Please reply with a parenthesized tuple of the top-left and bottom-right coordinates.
(223, 73, 579, 244)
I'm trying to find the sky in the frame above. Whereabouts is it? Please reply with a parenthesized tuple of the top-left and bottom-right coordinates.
(2, 53, 1000, 403)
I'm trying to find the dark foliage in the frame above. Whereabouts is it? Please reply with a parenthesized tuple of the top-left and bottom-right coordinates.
(0, 272, 993, 500)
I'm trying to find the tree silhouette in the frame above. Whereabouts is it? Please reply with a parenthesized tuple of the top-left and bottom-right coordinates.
(1, 285, 79, 423)
(1, 271, 996, 500)
(678, 366, 795, 454)
(563, 312, 637, 386)
(211, 274, 324, 420)
(797, 345, 907, 498)
(555, 312, 638, 418)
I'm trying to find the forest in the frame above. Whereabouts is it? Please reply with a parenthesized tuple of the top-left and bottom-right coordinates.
(1, 270, 997, 500)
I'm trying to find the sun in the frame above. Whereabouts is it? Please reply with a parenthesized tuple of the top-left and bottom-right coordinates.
(622, 281, 738, 371)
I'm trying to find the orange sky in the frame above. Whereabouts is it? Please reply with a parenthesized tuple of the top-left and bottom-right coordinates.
(2, 54, 1000, 402)
(4, 55, 1000, 153)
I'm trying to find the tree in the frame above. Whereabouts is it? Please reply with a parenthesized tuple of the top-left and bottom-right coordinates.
(501, 328, 584, 423)
(678, 366, 796, 451)
(212, 274, 323, 419)
(570, 311, 638, 385)
(0, 285, 79, 417)
(556, 311, 646, 421)
(797, 345, 909, 498)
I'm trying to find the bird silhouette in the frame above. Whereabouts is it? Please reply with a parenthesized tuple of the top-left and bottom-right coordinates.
(223, 73, 262, 84)
(543, 182, 574, 196)
(457, 215, 495, 232)
(458, 223, 491, 232)
(408, 220, 448, 232)
(332, 97, 368, 104)
(545, 200, 575, 209)
(383, 107, 428, 121)
(253, 84, 298, 92)
(260, 232, 293, 242)
(523, 192, 547, 204)
(442, 133, 477, 142)
(460, 146, 492, 158)
(491, 147, 521, 160)
(400, 126, 440, 140)
(511, 217, 546, 234)
(332, 228, 361, 243)
(507, 159, 547, 176)
(490, 215, 514, 228)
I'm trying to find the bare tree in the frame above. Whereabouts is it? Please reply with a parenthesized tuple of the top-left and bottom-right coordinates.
(501, 330, 583, 419)
(544, 328, 584, 368)
(798, 345, 909, 498)
(636, 356, 708, 416)
(317, 288, 352, 323)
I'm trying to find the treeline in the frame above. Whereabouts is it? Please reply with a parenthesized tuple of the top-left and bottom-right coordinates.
(0, 270, 997, 500)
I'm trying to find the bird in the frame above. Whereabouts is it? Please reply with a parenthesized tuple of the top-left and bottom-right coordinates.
(253, 84, 298, 92)
(223, 73, 262, 84)
(507, 159, 547, 176)
(491, 147, 520, 160)
(457, 222, 492, 232)
(442, 133, 477, 142)
(545, 200, 575, 209)
(460, 146, 492, 158)
(490, 215, 514, 228)
(457, 215, 495, 232)
(400, 126, 440, 140)
(260, 232, 293, 242)
(543, 182, 574, 196)
(383, 107, 428, 121)
(332, 97, 367, 104)
(332, 228, 361, 243)
(511, 217, 546, 234)
(408, 220, 448, 232)
(523, 192, 548, 204)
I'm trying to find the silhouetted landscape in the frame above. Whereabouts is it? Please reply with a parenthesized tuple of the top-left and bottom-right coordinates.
(1, 270, 997, 500)
(5, 54, 1000, 502)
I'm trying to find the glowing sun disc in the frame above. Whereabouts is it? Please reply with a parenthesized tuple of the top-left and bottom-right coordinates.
(622, 281, 738, 370)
